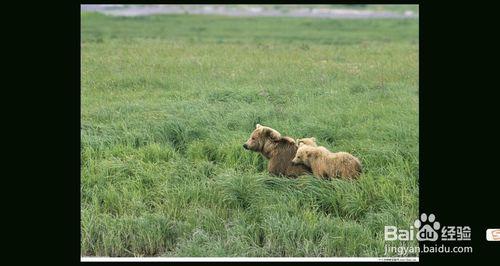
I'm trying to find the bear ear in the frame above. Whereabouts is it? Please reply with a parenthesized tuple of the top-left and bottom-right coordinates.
(311, 137, 316, 142)
(269, 129, 281, 141)
(256, 124, 262, 129)
(298, 142, 305, 147)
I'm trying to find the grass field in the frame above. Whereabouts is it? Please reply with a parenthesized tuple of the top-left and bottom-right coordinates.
(81, 12, 419, 257)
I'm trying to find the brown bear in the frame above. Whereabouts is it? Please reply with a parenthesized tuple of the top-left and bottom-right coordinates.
(243, 124, 311, 177)
(291, 143, 362, 179)
(295, 137, 318, 147)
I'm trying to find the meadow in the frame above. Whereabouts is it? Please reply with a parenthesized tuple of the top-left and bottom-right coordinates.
(81, 12, 419, 257)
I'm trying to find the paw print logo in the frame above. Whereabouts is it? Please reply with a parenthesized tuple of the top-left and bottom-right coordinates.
(414, 213, 440, 241)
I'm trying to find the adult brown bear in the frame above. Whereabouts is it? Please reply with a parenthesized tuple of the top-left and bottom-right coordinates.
(243, 124, 311, 177)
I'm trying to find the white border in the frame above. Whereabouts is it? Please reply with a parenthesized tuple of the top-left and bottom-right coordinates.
(81, 257, 419, 262)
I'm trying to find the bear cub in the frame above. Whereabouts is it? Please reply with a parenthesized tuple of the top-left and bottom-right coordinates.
(291, 142, 362, 179)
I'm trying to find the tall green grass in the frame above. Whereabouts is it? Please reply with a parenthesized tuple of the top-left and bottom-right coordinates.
(81, 12, 418, 257)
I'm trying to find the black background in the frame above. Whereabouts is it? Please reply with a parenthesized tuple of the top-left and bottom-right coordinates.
(418, 0, 500, 263)
(18, 0, 499, 265)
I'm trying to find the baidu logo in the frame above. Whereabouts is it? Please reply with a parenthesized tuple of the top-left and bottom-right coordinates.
(385, 213, 470, 242)
(414, 213, 440, 241)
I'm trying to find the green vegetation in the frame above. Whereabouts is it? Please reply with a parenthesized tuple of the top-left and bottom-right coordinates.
(81, 12, 418, 257)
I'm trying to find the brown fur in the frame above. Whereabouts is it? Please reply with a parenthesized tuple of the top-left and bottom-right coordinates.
(243, 124, 311, 177)
(296, 137, 318, 147)
(291, 143, 362, 179)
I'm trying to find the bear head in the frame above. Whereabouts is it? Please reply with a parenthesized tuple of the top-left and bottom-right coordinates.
(243, 124, 282, 153)
(291, 143, 320, 167)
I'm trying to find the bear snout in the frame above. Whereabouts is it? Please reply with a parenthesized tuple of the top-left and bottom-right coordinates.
(243, 143, 249, 150)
